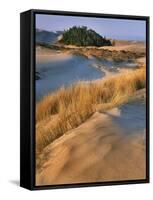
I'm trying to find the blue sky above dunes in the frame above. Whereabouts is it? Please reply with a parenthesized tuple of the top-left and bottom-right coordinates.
(36, 14, 146, 41)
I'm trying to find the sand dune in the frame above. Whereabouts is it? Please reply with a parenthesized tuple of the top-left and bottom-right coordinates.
(36, 49, 72, 63)
(35, 41, 146, 186)
(36, 108, 146, 186)
(99, 41, 145, 53)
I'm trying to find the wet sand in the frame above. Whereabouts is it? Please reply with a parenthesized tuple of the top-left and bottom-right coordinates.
(36, 105, 146, 186)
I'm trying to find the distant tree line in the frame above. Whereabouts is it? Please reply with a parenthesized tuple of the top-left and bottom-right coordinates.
(60, 26, 112, 47)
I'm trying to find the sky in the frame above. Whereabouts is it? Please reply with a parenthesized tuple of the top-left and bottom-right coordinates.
(36, 14, 146, 41)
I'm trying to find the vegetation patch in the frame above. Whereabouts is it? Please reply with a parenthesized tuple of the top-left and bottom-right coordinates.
(59, 26, 112, 47)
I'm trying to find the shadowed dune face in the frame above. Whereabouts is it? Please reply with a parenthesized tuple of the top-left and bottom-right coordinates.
(36, 110, 146, 186)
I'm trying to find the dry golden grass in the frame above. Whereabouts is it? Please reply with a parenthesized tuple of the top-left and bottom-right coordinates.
(36, 67, 146, 155)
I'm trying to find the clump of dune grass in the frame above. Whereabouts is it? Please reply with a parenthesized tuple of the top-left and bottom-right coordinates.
(36, 67, 146, 155)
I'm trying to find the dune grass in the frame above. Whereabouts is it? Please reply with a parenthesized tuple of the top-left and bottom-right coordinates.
(36, 66, 146, 155)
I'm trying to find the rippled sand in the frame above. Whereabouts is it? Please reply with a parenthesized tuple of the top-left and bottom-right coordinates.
(36, 106, 146, 186)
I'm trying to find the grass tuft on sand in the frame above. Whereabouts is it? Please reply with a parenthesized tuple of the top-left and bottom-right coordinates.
(36, 66, 146, 155)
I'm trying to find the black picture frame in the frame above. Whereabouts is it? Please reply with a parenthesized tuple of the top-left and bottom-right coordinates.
(20, 9, 150, 190)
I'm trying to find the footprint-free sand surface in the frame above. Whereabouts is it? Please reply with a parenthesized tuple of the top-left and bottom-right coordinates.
(35, 41, 146, 186)
(36, 102, 146, 186)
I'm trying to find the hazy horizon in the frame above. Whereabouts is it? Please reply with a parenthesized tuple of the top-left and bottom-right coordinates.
(36, 14, 146, 41)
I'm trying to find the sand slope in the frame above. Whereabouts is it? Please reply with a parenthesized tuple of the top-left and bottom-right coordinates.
(36, 109, 146, 186)
(99, 41, 145, 53)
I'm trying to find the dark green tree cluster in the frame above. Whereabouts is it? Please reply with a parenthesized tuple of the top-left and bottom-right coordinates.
(60, 26, 112, 46)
